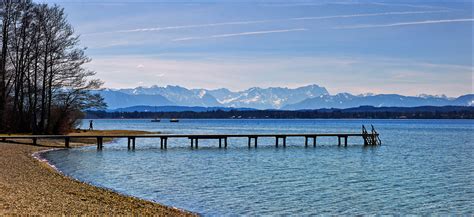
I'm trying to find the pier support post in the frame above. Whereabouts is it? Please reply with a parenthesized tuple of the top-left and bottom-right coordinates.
(195, 139, 198, 149)
(97, 137, 103, 150)
(219, 138, 222, 148)
(132, 137, 136, 149)
(275, 137, 279, 148)
(160, 138, 164, 149)
(247, 137, 258, 148)
(224, 137, 228, 148)
(313, 136, 317, 147)
(164, 137, 168, 149)
(305, 137, 308, 147)
(32, 138, 37, 146)
(344, 136, 348, 147)
(338, 136, 341, 146)
(127, 137, 131, 149)
(283, 137, 287, 147)
(65, 137, 70, 148)
(190, 138, 194, 148)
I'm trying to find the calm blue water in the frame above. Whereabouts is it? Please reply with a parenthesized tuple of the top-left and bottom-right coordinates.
(44, 119, 473, 215)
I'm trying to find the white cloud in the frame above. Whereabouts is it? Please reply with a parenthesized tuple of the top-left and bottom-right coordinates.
(334, 18, 474, 29)
(172, 28, 308, 42)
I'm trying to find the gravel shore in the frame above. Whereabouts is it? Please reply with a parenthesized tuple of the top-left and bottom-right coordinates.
(0, 132, 196, 215)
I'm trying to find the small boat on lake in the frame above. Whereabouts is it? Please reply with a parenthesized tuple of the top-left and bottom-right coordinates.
(170, 119, 179, 123)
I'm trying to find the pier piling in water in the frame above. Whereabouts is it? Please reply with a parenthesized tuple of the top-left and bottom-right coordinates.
(248, 137, 258, 148)
(96, 137, 103, 150)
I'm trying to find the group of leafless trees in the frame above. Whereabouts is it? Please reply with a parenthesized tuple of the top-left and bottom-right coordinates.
(0, 1, 105, 134)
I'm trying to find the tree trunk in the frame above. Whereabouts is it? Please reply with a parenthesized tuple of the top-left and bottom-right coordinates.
(0, 2, 11, 132)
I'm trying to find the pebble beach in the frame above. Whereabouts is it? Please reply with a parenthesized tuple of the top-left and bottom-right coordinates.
(0, 131, 195, 215)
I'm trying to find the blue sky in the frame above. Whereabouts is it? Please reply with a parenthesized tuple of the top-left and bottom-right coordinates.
(38, 0, 473, 96)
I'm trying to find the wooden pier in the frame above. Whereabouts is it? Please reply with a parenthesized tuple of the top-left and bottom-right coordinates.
(0, 125, 381, 150)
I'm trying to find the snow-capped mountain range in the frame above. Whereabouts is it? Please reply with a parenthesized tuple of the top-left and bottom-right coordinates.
(95, 84, 473, 110)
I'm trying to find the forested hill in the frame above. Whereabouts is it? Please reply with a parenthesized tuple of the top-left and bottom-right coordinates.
(86, 106, 474, 119)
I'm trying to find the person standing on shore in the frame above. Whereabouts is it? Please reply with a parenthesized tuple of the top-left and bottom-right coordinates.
(89, 120, 94, 131)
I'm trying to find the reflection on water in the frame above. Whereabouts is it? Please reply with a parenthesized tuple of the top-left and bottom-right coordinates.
(44, 119, 474, 215)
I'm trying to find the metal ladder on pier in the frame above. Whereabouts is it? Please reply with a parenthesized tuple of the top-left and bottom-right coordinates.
(362, 125, 382, 146)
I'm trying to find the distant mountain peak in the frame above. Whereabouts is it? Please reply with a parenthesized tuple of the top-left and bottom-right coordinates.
(417, 94, 449, 99)
(95, 84, 472, 110)
(358, 93, 376, 97)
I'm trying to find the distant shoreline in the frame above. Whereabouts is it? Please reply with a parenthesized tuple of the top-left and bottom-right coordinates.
(87, 106, 474, 119)
(0, 130, 195, 215)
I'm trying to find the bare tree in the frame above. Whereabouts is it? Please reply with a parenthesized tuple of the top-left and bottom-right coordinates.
(0, 1, 105, 134)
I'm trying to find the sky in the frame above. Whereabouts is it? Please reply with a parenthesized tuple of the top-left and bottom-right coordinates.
(37, 0, 473, 97)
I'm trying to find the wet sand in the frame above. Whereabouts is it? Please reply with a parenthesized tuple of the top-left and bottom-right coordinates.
(0, 130, 196, 215)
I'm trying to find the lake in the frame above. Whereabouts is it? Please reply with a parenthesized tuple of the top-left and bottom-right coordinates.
(43, 119, 473, 215)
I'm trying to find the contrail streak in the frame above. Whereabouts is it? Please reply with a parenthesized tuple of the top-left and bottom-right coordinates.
(173, 28, 308, 41)
(84, 10, 448, 35)
(334, 18, 474, 29)
(288, 10, 450, 21)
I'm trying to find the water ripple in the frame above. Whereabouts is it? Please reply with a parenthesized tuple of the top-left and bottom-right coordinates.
(44, 119, 474, 215)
